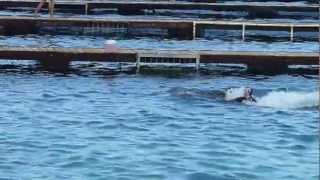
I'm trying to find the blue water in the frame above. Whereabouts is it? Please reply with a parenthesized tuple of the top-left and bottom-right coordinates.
(0, 72, 318, 179)
(0, 35, 318, 52)
(0, 3, 318, 179)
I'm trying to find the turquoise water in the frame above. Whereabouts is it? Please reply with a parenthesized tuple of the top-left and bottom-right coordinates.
(0, 72, 318, 179)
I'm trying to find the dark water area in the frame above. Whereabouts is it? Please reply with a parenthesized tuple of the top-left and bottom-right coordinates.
(0, 8, 318, 22)
(218, 0, 317, 4)
(0, 71, 318, 179)
(0, 35, 318, 52)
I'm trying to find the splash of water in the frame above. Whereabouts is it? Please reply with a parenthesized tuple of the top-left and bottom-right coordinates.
(256, 91, 319, 109)
(224, 87, 319, 109)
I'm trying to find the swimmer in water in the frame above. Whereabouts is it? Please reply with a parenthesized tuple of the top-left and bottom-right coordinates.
(234, 87, 256, 103)
(224, 87, 257, 103)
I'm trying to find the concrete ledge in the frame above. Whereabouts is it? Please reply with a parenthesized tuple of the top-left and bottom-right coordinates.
(0, 0, 317, 12)
(0, 16, 318, 40)
(0, 47, 317, 64)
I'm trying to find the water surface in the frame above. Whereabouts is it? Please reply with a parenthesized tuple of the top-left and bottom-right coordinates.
(0, 35, 317, 52)
(0, 72, 318, 179)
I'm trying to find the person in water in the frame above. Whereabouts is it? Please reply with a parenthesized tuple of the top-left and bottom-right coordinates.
(235, 87, 256, 103)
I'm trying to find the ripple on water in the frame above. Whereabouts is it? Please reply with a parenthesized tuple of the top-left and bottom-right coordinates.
(0, 74, 317, 180)
(84, 120, 105, 127)
(52, 143, 88, 150)
(291, 134, 318, 143)
(186, 172, 237, 180)
(59, 161, 86, 168)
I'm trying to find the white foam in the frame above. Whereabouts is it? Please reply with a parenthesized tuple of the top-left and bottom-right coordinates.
(256, 91, 319, 109)
(105, 40, 117, 45)
(224, 87, 246, 101)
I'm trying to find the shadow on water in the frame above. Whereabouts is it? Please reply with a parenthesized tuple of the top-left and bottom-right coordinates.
(0, 63, 136, 77)
(0, 63, 318, 77)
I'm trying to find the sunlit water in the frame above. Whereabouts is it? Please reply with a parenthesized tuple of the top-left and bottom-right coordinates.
(0, 72, 318, 179)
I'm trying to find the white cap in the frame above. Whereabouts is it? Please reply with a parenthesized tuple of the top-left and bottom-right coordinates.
(105, 40, 117, 45)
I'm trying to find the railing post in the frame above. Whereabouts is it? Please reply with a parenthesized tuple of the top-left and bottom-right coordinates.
(242, 23, 246, 41)
(136, 54, 141, 73)
(290, 25, 294, 42)
(195, 54, 200, 72)
(85, 3, 89, 15)
(193, 21, 196, 40)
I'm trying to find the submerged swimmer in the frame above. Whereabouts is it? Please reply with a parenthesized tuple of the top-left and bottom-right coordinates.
(225, 87, 256, 103)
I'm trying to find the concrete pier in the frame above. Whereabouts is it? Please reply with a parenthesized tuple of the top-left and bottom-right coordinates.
(0, 47, 317, 73)
(0, 0, 317, 15)
(0, 16, 318, 40)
